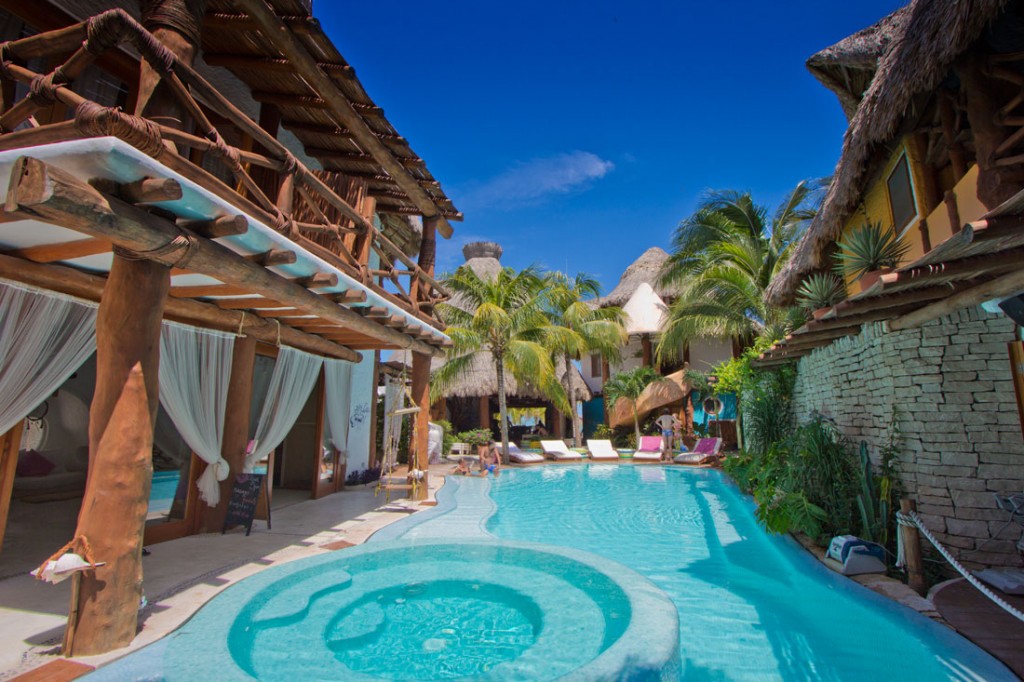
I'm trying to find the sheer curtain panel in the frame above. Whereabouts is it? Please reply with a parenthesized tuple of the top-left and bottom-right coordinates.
(0, 280, 97, 435)
(246, 347, 324, 471)
(323, 359, 353, 463)
(158, 323, 235, 506)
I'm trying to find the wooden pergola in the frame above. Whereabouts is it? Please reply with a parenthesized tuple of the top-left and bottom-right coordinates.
(0, 0, 459, 656)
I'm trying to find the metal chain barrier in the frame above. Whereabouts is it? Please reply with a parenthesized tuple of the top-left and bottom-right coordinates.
(897, 510, 1024, 623)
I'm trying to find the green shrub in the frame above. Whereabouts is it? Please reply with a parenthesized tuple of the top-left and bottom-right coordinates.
(456, 428, 492, 446)
(834, 221, 910, 280)
(593, 423, 632, 448)
(435, 419, 456, 455)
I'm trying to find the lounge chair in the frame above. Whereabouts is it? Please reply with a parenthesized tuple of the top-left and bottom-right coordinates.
(505, 442, 544, 464)
(674, 437, 723, 465)
(540, 440, 585, 461)
(633, 436, 665, 462)
(586, 439, 620, 461)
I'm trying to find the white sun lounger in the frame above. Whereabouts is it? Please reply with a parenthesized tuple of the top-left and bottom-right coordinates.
(633, 436, 665, 462)
(540, 440, 585, 461)
(586, 439, 620, 461)
(505, 442, 545, 464)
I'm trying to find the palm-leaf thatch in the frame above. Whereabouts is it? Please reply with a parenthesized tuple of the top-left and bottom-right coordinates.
(766, 0, 1010, 306)
(593, 247, 680, 308)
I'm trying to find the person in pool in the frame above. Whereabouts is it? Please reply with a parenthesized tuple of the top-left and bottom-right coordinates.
(449, 457, 470, 476)
(478, 441, 501, 477)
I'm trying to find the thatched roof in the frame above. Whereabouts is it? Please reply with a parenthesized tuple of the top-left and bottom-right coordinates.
(806, 8, 910, 120)
(390, 350, 593, 402)
(594, 247, 679, 307)
(766, 0, 1010, 306)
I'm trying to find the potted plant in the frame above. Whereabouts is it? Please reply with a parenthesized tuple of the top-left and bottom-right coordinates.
(833, 222, 909, 292)
(795, 273, 846, 320)
(457, 428, 493, 457)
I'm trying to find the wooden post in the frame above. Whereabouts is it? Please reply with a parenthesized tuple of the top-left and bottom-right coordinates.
(69, 257, 169, 655)
(410, 352, 431, 501)
(959, 54, 1019, 208)
(900, 498, 927, 596)
(1009, 341, 1024, 441)
(479, 396, 491, 431)
(0, 420, 25, 553)
(197, 335, 256, 532)
(367, 351, 380, 468)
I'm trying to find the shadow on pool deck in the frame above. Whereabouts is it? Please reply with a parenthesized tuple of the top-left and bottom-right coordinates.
(0, 466, 450, 682)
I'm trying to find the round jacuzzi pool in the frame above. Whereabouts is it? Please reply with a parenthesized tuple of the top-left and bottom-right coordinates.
(162, 540, 680, 681)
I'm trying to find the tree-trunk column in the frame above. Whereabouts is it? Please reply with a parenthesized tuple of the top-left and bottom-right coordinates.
(410, 351, 431, 501)
(478, 396, 491, 431)
(70, 258, 169, 655)
(198, 335, 256, 533)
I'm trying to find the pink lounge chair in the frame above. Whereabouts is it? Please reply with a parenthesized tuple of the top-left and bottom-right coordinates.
(674, 438, 723, 465)
(633, 436, 664, 462)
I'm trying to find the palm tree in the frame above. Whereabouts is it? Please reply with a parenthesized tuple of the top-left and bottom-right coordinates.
(603, 366, 660, 447)
(433, 264, 569, 464)
(657, 181, 821, 359)
(542, 272, 627, 446)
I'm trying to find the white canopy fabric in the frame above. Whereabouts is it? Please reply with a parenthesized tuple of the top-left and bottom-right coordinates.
(245, 347, 323, 471)
(323, 358, 353, 464)
(0, 280, 97, 436)
(158, 323, 236, 506)
(622, 281, 668, 335)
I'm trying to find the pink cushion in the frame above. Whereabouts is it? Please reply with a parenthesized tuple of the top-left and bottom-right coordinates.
(16, 450, 55, 478)
(693, 438, 720, 455)
(638, 436, 663, 452)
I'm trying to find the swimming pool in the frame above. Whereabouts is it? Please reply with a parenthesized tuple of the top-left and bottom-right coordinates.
(90, 465, 1016, 681)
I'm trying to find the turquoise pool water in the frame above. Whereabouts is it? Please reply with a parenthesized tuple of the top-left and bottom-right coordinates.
(478, 465, 1014, 681)
(90, 464, 1015, 681)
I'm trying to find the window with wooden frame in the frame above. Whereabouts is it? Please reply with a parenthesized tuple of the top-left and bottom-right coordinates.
(887, 152, 918, 237)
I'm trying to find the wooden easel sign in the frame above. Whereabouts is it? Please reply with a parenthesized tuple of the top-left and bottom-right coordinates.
(223, 473, 271, 536)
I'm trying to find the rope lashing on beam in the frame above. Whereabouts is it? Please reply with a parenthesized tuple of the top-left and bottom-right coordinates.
(28, 69, 70, 106)
(113, 233, 197, 268)
(74, 101, 165, 158)
(896, 510, 1024, 623)
(139, 0, 208, 50)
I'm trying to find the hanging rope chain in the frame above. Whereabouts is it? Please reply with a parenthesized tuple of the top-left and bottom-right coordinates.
(897, 510, 1024, 623)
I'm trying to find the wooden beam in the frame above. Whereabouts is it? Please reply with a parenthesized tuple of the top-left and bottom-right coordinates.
(4, 157, 440, 356)
(0, 252, 359, 361)
(89, 177, 183, 204)
(234, 0, 456, 237)
(279, 120, 405, 144)
(203, 54, 354, 78)
(214, 296, 292, 310)
(183, 215, 248, 238)
(297, 272, 338, 288)
(361, 306, 389, 318)
(330, 290, 367, 304)
(203, 12, 318, 35)
(245, 249, 296, 266)
(3, 237, 112, 263)
(888, 267, 1024, 331)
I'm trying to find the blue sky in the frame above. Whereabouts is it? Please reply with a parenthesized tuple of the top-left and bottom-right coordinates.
(318, 1, 904, 293)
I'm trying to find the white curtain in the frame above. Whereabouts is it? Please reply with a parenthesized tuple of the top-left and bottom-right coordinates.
(382, 376, 403, 467)
(245, 347, 323, 471)
(323, 359, 352, 464)
(0, 280, 97, 435)
(158, 323, 235, 506)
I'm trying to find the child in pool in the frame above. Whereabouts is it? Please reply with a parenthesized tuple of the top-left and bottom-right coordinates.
(478, 441, 501, 477)
(449, 458, 470, 476)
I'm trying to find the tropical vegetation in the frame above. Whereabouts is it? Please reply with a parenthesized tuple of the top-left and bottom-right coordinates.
(833, 221, 910, 280)
(795, 273, 846, 313)
(434, 265, 568, 464)
(542, 271, 627, 446)
(657, 181, 823, 359)
(602, 365, 660, 447)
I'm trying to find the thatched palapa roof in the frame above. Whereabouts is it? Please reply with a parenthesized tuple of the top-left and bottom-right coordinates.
(392, 350, 593, 402)
(593, 247, 679, 308)
(806, 7, 910, 120)
(766, 0, 1010, 306)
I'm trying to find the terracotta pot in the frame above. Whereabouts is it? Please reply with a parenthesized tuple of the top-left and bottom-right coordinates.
(857, 268, 893, 293)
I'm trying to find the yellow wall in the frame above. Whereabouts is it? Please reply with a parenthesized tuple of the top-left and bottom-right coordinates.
(837, 135, 982, 293)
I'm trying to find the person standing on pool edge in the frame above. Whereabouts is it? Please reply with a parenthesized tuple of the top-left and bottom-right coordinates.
(654, 409, 682, 462)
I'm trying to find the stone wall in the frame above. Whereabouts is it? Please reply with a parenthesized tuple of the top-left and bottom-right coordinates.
(789, 306, 1024, 567)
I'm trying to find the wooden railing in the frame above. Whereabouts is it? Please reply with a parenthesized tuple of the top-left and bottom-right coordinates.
(0, 9, 447, 321)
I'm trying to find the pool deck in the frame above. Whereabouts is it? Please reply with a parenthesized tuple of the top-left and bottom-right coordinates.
(931, 578, 1024, 680)
(0, 466, 451, 682)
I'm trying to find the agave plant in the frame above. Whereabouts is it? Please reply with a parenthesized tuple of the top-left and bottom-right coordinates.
(795, 273, 846, 313)
(833, 222, 910, 280)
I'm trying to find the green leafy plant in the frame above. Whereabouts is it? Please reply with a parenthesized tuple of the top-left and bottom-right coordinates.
(856, 409, 902, 550)
(456, 428, 492, 447)
(435, 419, 456, 457)
(603, 366, 660, 447)
(833, 222, 910, 280)
(795, 273, 846, 312)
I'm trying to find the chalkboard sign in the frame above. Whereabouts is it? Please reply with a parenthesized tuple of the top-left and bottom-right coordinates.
(223, 473, 270, 536)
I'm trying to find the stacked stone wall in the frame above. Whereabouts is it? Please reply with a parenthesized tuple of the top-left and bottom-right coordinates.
(789, 306, 1024, 567)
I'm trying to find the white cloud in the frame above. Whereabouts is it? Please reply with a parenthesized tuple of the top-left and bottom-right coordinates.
(457, 151, 614, 211)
